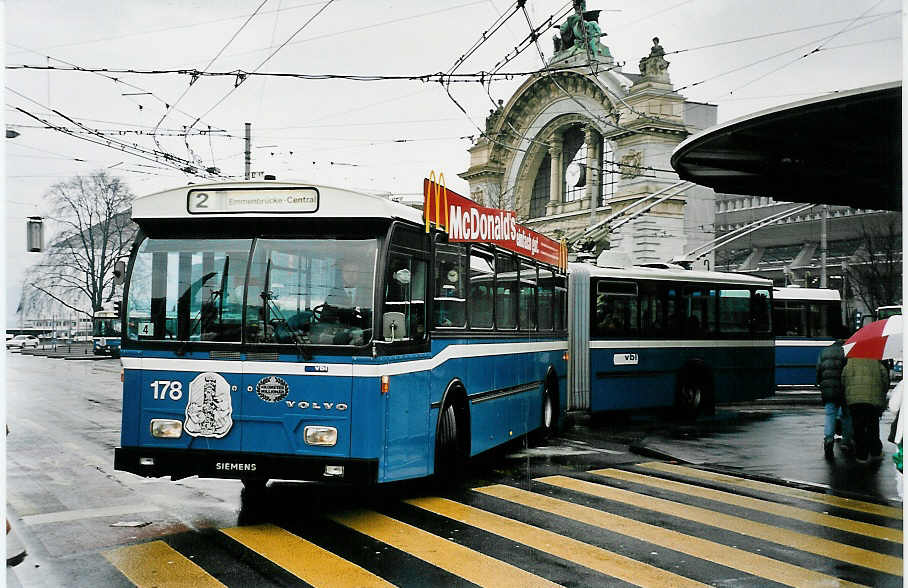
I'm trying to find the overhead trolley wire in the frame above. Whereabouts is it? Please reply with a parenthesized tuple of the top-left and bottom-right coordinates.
(6, 42, 227, 133)
(677, 5, 894, 94)
(186, 0, 336, 133)
(719, 0, 890, 96)
(5, 86, 223, 177)
(152, 0, 270, 164)
(4, 0, 333, 54)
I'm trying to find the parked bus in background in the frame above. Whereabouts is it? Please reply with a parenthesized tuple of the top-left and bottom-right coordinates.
(568, 263, 775, 418)
(771, 287, 842, 387)
(114, 179, 568, 488)
(92, 301, 122, 357)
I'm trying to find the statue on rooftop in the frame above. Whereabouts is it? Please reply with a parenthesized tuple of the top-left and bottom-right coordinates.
(639, 37, 670, 81)
(552, 0, 608, 58)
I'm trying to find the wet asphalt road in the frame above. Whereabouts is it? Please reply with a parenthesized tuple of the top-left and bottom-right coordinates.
(5, 351, 903, 586)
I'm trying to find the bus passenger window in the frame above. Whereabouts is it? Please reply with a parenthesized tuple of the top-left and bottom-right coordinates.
(751, 289, 771, 334)
(719, 289, 750, 334)
(639, 284, 664, 336)
(496, 253, 518, 329)
(469, 248, 494, 328)
(433, 243, 466, 328)
(594, 280, 638, 337)
(519, 260, 537, 331)
(538, 267, 554, 331)
(553, 274, 567, 331)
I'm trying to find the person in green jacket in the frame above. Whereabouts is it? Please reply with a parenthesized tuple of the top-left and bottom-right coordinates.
(842, 357, 890, 463)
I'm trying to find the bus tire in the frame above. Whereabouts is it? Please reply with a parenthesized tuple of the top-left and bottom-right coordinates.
(531, 378, 558, 444)
(676, 362, 715, 419)
(434, 401, 464, 486)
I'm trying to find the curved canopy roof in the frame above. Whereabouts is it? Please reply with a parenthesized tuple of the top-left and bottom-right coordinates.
(671, 82, 901, 211)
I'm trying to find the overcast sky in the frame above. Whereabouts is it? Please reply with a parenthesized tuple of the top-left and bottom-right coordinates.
(2, 0, 902, 323)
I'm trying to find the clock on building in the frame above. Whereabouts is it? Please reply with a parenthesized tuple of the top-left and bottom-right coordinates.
(566, 160, 586, 188)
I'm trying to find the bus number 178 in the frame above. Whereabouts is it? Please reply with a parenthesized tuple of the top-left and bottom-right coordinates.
(150, 380, 183, 400)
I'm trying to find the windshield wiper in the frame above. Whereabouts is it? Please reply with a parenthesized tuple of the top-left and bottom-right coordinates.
(175, 269, 220, 356)
(261, 257, 313, 361)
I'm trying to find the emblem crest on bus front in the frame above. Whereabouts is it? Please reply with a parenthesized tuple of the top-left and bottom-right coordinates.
(255, 375, 289, 403)
(184, 372, 233, 438)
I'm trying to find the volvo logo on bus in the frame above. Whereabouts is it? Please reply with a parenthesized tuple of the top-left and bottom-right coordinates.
(285, 400, 349, 411)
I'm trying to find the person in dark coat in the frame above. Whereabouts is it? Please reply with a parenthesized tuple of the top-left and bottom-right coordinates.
(842, 357, 890, 463)
(816, 326, 853, 459)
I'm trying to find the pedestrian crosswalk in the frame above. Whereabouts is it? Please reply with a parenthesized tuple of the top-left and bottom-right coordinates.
(103, 462, 903, 587)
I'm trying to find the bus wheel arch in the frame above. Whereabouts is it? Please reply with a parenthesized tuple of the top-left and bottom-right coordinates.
(676, 360, 715, 419)
(434, 379, 470, 483)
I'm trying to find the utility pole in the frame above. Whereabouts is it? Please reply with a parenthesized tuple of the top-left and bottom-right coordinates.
(820, 204, 828, 288)
(244, 122, 251, 180)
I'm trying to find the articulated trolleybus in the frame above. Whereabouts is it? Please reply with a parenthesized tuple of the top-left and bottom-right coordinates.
(568, 261, 775, 417)
(114, 178, 568, 487)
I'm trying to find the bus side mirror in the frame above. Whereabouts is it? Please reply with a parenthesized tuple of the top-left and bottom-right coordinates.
(113, 260, 126, 285)
(382, 312, 405, 341)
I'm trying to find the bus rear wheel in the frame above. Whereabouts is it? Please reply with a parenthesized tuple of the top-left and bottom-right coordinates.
(435, 402, 463, 485)
(676, 364, 714, 420)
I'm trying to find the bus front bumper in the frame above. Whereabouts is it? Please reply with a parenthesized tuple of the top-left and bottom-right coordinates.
(114, 447, 378, 484)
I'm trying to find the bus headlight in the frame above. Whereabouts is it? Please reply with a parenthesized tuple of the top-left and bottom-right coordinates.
(150, 419, 183, 438)
(304, 426, 337, 446)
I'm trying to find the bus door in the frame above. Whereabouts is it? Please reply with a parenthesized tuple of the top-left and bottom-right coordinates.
(380, 227, 430, 481)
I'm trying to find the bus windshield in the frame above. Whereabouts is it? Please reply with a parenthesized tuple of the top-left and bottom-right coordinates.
(93, 316, 121, 337)
(125, 237, 377, 346)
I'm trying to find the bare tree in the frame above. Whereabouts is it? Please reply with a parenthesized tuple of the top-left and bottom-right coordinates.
(26, 171, 137, 319)
(844, 218, 902, 314)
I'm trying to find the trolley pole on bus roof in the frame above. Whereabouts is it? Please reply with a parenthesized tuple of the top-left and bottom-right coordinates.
(244, 122, 251, 180)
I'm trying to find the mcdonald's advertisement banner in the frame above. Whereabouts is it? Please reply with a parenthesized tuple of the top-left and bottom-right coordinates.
(423, 177, 565, 269)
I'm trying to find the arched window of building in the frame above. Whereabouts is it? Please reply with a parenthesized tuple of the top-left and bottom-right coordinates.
(563, 126, 586, 203)
(529, 152, 551, 218)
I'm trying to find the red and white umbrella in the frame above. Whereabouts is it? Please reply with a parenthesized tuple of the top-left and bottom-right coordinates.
(843, 316, 902, 360)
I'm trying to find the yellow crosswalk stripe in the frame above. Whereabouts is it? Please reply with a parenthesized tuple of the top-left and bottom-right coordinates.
(221, 524, 393, 587)
(104, 540, 226, 588)
(330, 509, 559, 588)
(475, 484, 867, 588)
(591, 468, 902, 544)
(538, 475, 902, 576)
(640, 462, 903, 519)
(405, 496, 708, 588)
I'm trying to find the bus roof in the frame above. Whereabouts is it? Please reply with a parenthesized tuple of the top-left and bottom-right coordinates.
(772, 286, 841, 302)
(131, 180, 424, 225)
(571, 262, 773, 287)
